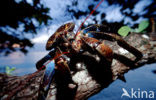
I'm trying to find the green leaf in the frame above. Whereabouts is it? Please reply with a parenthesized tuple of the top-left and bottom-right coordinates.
(118, 26, 131, 37)
(138, 20, 149, 33)
(10, 67, 16, 72)
(5, 66, 16, 75)
(6, 66, 11, 75)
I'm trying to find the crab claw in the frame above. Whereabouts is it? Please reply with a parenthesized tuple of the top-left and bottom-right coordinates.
(46, 22, 75, 50)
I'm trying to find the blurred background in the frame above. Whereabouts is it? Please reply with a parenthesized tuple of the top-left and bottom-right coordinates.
(0, 0, 156, 100)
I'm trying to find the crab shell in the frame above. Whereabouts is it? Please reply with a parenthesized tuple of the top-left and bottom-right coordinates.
(46, 22, 75, 50)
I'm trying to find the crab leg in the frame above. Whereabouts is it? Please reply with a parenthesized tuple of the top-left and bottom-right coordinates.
(82, 37, 113, 65)
(80, 24, 110, 36)
(38, 55, 74, 100)
(36, 49, 56, 70)
(37, 49, 60, 99)
(38, 48, 76, 100)
(83, 31, 143, 62)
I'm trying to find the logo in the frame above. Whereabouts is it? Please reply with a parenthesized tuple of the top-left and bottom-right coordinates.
(121, 88, 155, 99)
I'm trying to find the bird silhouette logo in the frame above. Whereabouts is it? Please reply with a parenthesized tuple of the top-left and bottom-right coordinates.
(121, 88, 131, 98)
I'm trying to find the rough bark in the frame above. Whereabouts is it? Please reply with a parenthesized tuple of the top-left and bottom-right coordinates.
(0, 33, 156, 100)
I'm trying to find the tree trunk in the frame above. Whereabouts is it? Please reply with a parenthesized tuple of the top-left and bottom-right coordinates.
(0, 33, 156, 100)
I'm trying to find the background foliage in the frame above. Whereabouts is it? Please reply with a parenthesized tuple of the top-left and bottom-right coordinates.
(0, 0, 52, 55)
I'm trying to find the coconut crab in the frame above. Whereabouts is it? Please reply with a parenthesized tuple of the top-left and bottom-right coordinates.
(36, 22, 143, 99)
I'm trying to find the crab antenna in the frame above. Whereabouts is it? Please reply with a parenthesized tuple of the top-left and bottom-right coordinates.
(75, 0, 104, 38)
